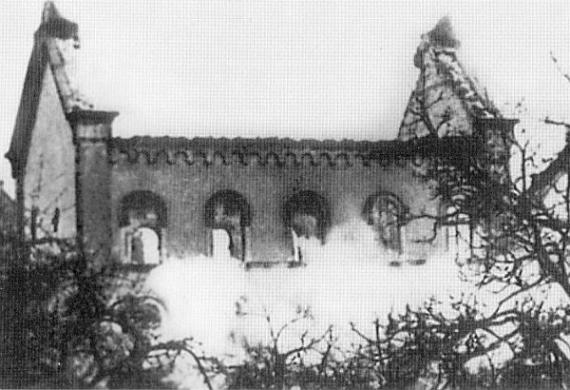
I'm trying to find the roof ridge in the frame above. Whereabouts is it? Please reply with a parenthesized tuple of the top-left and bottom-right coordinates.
(42, 2, 62, 24)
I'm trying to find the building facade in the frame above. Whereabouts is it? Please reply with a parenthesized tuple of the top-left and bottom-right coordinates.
(7, 3, 517, 270)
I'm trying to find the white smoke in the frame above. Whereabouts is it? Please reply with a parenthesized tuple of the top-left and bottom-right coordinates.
(144, 219, 466, 388)
(142, 220, 570, 389)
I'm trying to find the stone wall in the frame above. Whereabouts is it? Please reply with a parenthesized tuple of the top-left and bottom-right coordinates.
(108, 150, 444, 263)
(23, 66, 76, 240)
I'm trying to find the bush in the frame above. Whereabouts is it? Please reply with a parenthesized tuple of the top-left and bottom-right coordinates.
(224, 293, 570, 390)
(3, 239, 570, 389)
(0, 241, 175, 388)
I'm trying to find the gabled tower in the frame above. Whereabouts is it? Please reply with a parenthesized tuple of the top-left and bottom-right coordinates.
(398, 17, 505, 141)
(399, 17, 517, 185)
(399, 17, 518, 260)
(6, 2, 117, 255)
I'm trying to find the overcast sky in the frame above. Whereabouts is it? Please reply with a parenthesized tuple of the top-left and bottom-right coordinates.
(1, 1, 570, 196)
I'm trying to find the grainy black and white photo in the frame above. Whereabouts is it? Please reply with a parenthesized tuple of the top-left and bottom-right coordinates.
(1, 1, 570, 388)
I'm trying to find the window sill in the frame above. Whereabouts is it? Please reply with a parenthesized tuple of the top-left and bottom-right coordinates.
(115, 263, 161, 273)
(244, 260, 306, 270)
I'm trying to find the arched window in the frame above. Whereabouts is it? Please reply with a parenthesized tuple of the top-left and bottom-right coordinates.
(211, 228, 232, 259)
(118, 191, 167, 265)
(441, 201, 493, 262)
(284, 191, 330, 264)
(131, 227, 161, 265)
(205, 190, 252, 261)
(362, 193, 407, 254)
(440, 203, 473, 260)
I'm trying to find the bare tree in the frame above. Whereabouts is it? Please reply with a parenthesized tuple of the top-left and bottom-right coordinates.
(352, 52, 570, 388)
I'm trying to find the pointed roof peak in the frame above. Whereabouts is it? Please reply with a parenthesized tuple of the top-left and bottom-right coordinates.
(42, 1, 62, 24)
(400, 16, 502, 140)
(7, 1, 92, 178)
(37, 1, 78, 41)
(426, 16, 460, 49)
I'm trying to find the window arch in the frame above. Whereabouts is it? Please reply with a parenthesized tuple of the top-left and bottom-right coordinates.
(284, 191, 330, 264)
(362, 193, 407, 253)
(440, 202, 485, 260)
(118, 191, 167, 265)
(204, 190, 252, 261)
(119, 191, 167, 229)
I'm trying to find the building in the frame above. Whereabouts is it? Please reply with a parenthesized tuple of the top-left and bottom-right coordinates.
(0, 181, 16, 242)
(7, 2, 517, 270)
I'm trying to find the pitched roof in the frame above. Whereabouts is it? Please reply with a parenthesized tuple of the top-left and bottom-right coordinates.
(398, 17, 501, 141)
(7, 8, 508, 176)
(6, 1, 92, 178)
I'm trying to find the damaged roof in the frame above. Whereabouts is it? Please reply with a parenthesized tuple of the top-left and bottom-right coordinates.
(7, 7, 513, 175)
(398, 17, 501, 141)
(6, 1, 92, 178)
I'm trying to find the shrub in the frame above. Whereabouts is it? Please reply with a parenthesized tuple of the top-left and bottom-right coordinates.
(0, 241, 175, 388)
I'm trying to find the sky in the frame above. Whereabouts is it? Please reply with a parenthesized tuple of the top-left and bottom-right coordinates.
(1, 1, 570, 196)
